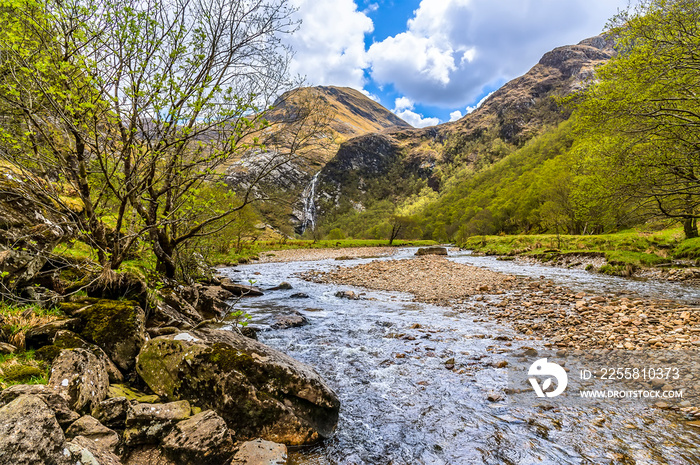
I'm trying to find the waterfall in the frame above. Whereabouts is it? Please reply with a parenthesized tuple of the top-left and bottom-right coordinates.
(300, 172, 320, 233)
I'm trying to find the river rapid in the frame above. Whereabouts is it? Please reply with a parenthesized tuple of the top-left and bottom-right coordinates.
(220, 248, 700, 465)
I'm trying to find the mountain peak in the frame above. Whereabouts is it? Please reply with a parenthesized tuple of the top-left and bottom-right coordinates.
(274, 85, 411, 139)
(443, 33, 615, 144)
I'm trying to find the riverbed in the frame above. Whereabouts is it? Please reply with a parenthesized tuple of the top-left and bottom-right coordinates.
(221, 248, 700, 464)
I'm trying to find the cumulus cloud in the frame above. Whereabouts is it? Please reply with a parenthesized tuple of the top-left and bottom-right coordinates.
(284, 0, 373, 88)
(392, 97, 440, 128)
(449, 110, 462, 122)
(367, 0, 628, 108)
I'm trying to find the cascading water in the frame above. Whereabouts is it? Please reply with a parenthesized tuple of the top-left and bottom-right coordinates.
(300, 172, 320, 233)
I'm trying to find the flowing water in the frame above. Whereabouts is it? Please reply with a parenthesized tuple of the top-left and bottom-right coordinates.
(299, 172, 321, 233)
(221, 249, 700, 464)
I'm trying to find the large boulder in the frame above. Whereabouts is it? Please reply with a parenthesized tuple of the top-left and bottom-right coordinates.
(0, 395, 70, 465)
(161, 410, 234, 465)
(52, 330, 124, 383)
(196, 286, 235, 319)
(136, 328, 340, 445)
(231, 439, 287, 465)
(48, 348, 110, 414)
(123, 400, 192, 446)
(62, 298, 147, 371)
(0, 166, 76, 288)
(0, 384, 80, 427)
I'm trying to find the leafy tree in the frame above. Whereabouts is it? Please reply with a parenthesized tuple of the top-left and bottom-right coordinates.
(573, 0, 700, 238)
(0, 0, 311, 278)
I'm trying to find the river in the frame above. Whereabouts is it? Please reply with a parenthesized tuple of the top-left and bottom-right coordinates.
(221, 248, 700, 464)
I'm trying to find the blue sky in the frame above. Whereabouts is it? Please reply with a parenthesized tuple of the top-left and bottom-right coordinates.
(284, 0, 630, 127)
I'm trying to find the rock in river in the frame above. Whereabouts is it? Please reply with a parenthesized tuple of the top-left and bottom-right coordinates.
(414, 246, 448, 256)
(271, 311, 309, 329)
(135, 327, 340, 445)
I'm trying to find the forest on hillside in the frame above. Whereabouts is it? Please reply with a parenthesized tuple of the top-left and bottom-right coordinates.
(318, 0, 700, 245)
(0, 0, 698, 287)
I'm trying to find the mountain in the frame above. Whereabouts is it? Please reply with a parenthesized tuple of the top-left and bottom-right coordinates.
(442, 34, 615, 145)
(271, 86, 412, 140)
(223, 85, 411, 234)
(306, 35, 616, 234)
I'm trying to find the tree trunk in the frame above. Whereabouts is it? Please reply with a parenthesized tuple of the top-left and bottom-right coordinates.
(152, 230, 177, 278)
(389, 224, 401, 245)
(683, 217, 698, 239)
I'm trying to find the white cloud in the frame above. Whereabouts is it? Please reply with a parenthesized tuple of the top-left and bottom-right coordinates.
(449, 110, 462, 122)
(394, 97, 413, 111)
(368, 33, 457, 87)
(367, 0, 629, 107)
(363, 2, 378, 14)
(359, 89, 380, 102)
(284, 0, 373, 89)
(391, 97, 440, 128)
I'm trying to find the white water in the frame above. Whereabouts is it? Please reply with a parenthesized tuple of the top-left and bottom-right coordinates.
(221, 249, 700, 464)
(300, 172, 321, 233)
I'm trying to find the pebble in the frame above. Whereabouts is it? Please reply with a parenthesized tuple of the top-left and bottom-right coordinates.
(297, 247, 700, 414)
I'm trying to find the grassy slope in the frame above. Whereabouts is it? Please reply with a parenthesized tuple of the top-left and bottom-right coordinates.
(461, 227, 700, 272)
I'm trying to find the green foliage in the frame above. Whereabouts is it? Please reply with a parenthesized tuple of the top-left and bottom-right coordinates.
(325, 228, 345, 240)
(672, 237, 700, 260)
(415, 121, 629, 242)
(571, 0, 700, 238)
(0, 0, 301, 281)
(461, 227, 689, 270)
(0, 350, 49, 389)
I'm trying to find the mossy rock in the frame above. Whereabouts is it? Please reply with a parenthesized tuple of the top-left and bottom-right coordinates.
(2, 364, 44, 382)
(72, 299, 146, 371)
(59, 298, 102, 316)
(136, 328, 340, 446)
(107, 384, 160, 403)
(35, 345, 62, 363)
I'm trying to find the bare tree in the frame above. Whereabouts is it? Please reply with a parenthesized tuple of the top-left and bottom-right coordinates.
(0, 0, 318, 278)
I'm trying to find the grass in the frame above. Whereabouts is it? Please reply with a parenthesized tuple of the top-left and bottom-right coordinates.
(0, 302, 64, 350)
(461, 227, 695, 270)
(672, 236, 700, 260)
(0, 350, 49, 389)
(0, 302, 59, 389)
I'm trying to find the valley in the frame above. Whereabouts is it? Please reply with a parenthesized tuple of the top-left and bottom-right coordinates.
(1, 0, 699, 463)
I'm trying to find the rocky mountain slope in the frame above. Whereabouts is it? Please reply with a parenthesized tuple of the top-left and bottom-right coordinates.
(271, 86, 411, 141)
(223, 86, 411, 232)
(307, 34, 616, 231)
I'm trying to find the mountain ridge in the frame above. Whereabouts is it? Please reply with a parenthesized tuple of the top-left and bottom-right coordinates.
(304, 34, 616, 233)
